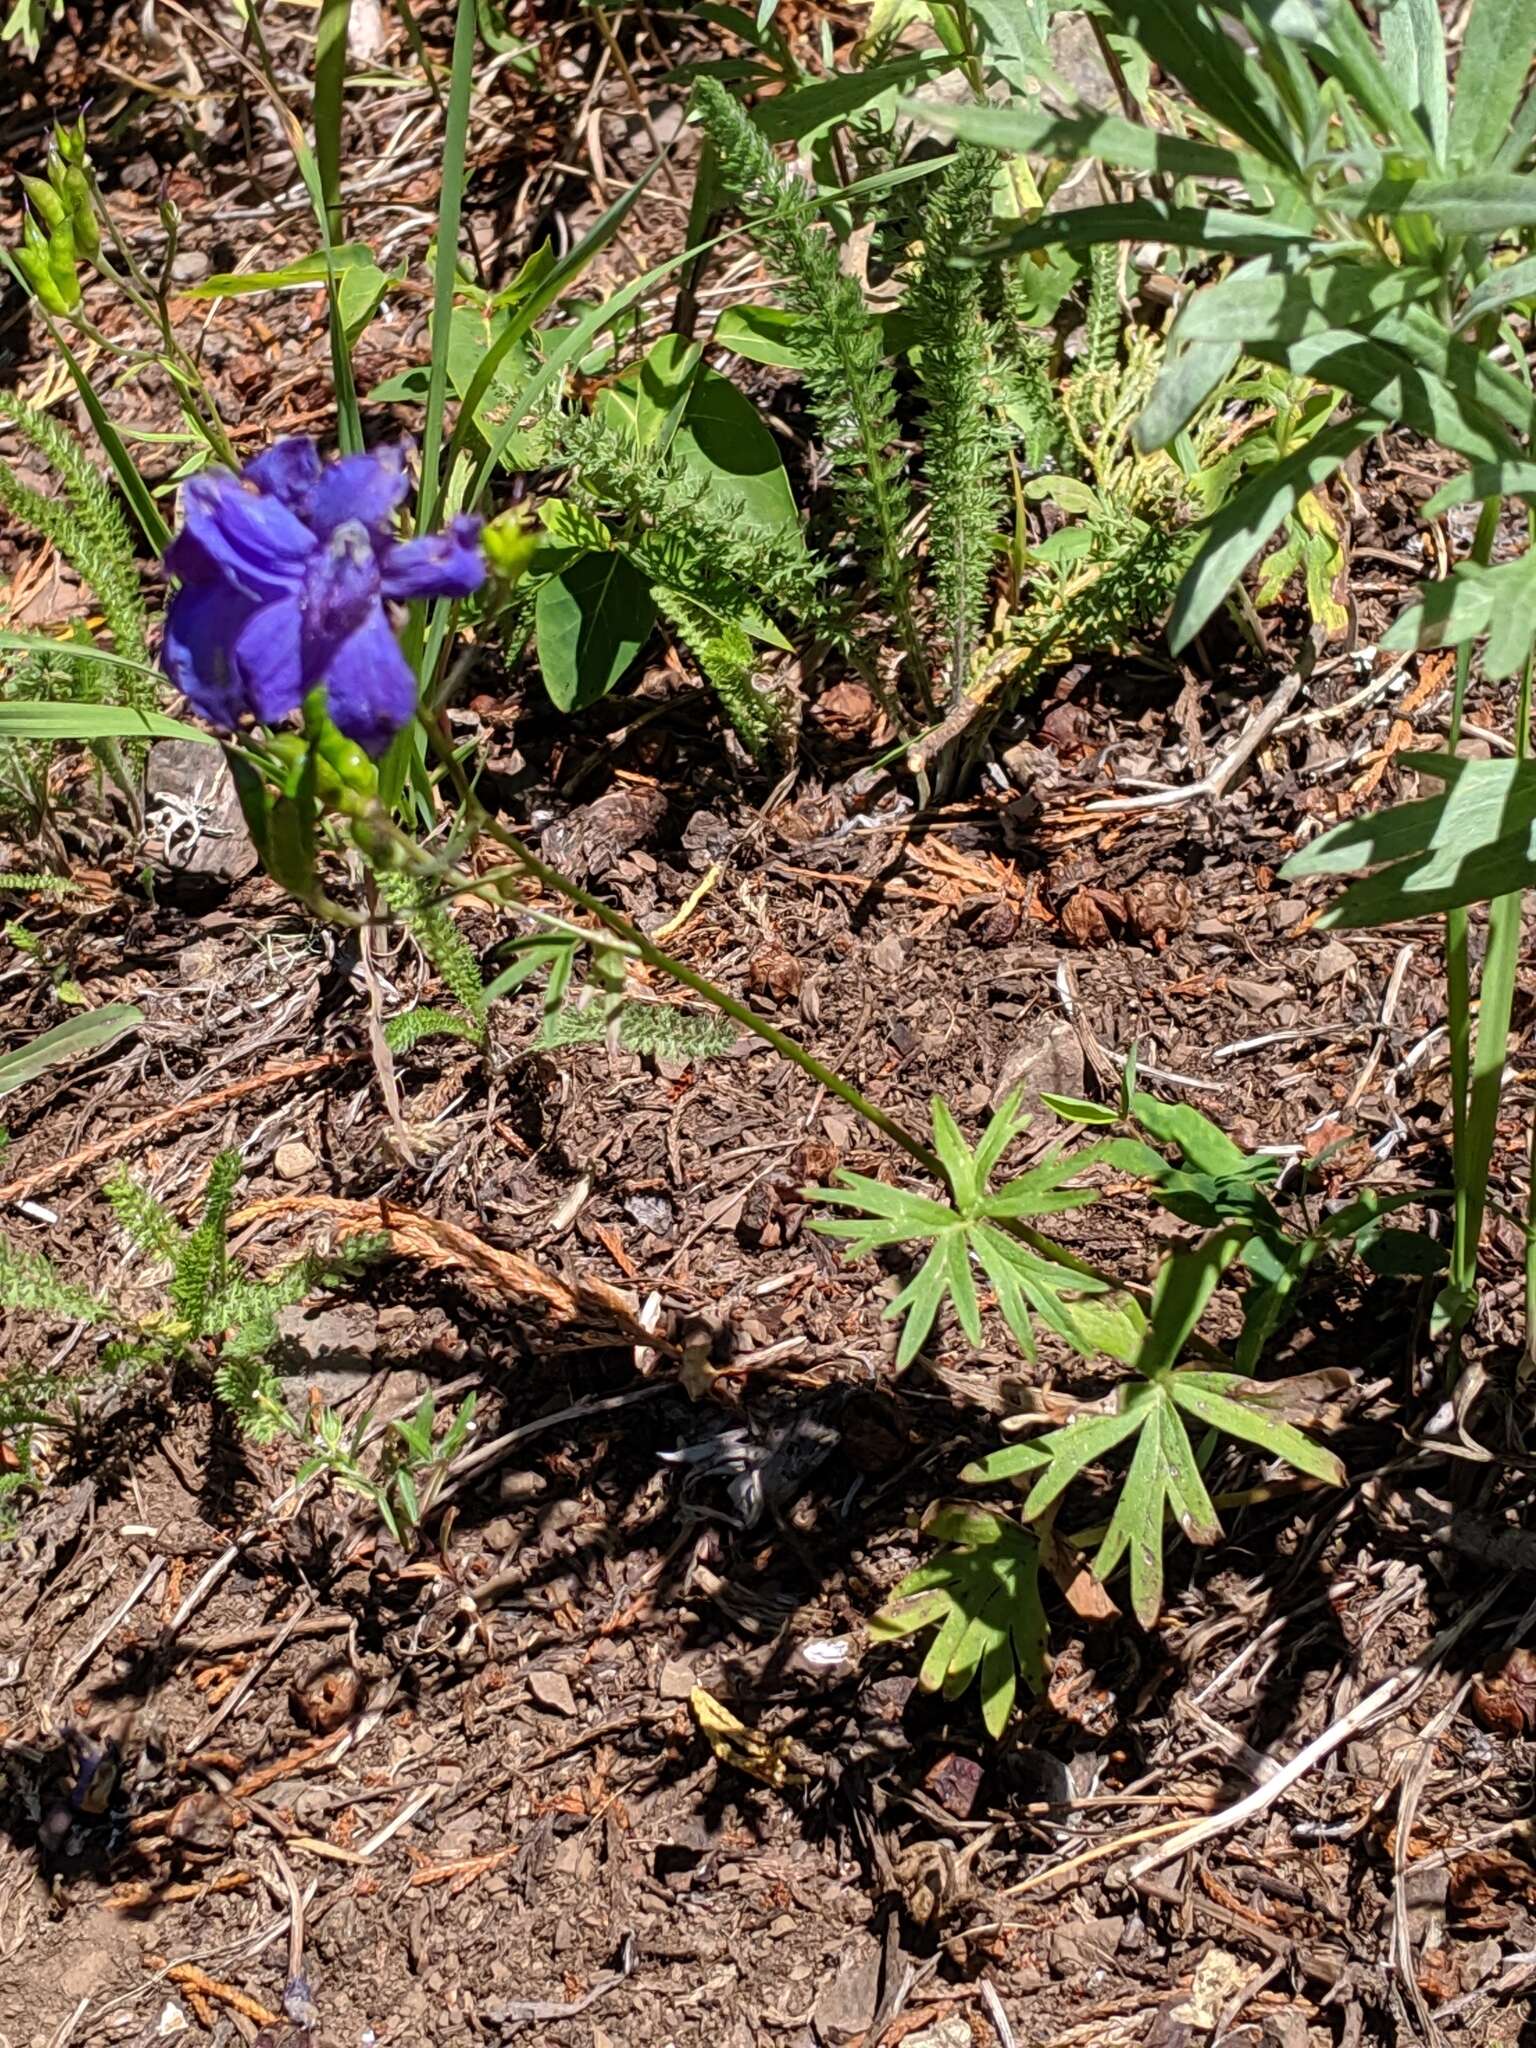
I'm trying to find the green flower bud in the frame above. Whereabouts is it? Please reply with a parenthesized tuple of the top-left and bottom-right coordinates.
(481, 510, 539, 586)
(315, 725, 379, 799)
(60, 166, 98, 259)
(15, 250, 68, 317)
(17, 213, 77, 315)
(45, 220, 81, 310)
(20, 175, 66, 232)
(52, 118, 88, 168)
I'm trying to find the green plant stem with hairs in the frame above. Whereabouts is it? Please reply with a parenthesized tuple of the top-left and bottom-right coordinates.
(909, 144, 1005, 707)
(410, 704, 940, 1174)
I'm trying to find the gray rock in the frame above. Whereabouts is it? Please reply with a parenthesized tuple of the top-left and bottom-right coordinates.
(812, 1934, 882, 2043)
(276, 1301, 378, 1403)
(528, 1669, 579, 1717)
(145, 740, 258, 887)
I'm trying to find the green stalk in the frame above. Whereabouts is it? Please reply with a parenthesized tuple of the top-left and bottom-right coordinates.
(381, 0, 478, 823)
(417, 0, 478, 537)
(446, 781, 942, 1175)
(1444, 495, 1501, 1329)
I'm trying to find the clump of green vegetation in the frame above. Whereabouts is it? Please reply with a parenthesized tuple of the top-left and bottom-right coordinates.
(0, 1149, 383, 1523)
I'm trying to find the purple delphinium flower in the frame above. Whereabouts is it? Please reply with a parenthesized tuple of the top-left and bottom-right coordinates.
(162, 438, 485, 756)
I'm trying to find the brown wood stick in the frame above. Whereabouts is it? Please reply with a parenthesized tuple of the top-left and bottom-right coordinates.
(0, 1048, 369, 1209)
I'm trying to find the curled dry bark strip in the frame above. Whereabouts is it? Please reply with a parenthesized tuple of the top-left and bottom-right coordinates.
(0, 1049, 370, 1211)
(229, 1192, 678, 1355)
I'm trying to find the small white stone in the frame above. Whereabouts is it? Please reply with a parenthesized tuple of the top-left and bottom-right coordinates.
(274, 1140, 318, 1180)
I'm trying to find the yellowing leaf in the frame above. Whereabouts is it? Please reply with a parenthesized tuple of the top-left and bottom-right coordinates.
(690, 1688, 808, 1788)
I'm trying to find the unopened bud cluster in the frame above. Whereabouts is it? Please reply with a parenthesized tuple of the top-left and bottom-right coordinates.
(15, 118, 99, 317)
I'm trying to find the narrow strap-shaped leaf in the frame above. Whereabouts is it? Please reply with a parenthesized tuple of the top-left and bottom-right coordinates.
(0, 702, 212, 743)
(0, 1003, 144, 1098)
(3, 281, 171, 555)
(1093, 0, 1300, 170)
(1156, 1399, 1222, 1544)
(1332, 168, 1536, 236)
(962, 1439, 1054, 1485)
(995, 202, 1319, 261)
(911, 99, 1284, 188)
(1094, 1405, 1166, 1628)
(931, 1097, 979, 1210)
(1134, 1229, 1245, 1378)
(1379, 0, 1449, 163)
(417, 0, 478, 529)
(1449, 0, 1536, 173)
(1294, 0, 1434, 158)
(889, 1242, 952, 1367)
(973, 1089, 1028, 1187)
(314, 0, 352, 243)
(945, 1229, 984, 1345)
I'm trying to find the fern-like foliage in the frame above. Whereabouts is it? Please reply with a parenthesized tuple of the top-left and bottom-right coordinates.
(168, 1149, 241, 1329)
(104, 1171, 182, 1263)
(0, 395, 148, 677)
(554, 408, 814, 755)
(557, 410, 822, 619)
(0, 872, 85, 896)
(651, 584, 785, 758)
(212, 1354, 292, 1443)
(384, 1005, 486, 1054)
(0, 1235, 106, 1323)
(692, 79, 929, 712)
(0, 397, 153, 831)
(375, 871, 490, 1039)
(908, 145, 1007, 705)
(1078, 244, 1122, 381)
(995, 279, 1071, 473)
(1, 1152, 386, 1516)
(539, 998, 737, 1060)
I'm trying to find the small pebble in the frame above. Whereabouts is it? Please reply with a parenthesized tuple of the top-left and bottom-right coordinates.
(497, 1468, 547, 1505)
(274, 1140, 318, 1180)
(529, 1670, 579, 1717)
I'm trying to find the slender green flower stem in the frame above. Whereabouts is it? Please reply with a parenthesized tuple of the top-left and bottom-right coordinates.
(478, 807, 942, 1176)
(401, 709, 939, 1167)
(391, 710, 1213, 1346)
(1444, 497, 1502, 1331)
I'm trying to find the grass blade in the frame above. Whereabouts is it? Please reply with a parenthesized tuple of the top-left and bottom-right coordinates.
(419, 0, 479, 535)
(315, 0, 351, 242)
(0, 1004, 144, 1098)
(0, 702, 210, 743)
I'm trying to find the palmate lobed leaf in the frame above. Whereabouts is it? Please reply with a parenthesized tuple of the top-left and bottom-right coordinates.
(1092, 1391, 1218, 1628)
(956, 1230, 1345, 1624)
(871, 1503, 1048, 1737)
(806, 1098, 1115, 1367)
